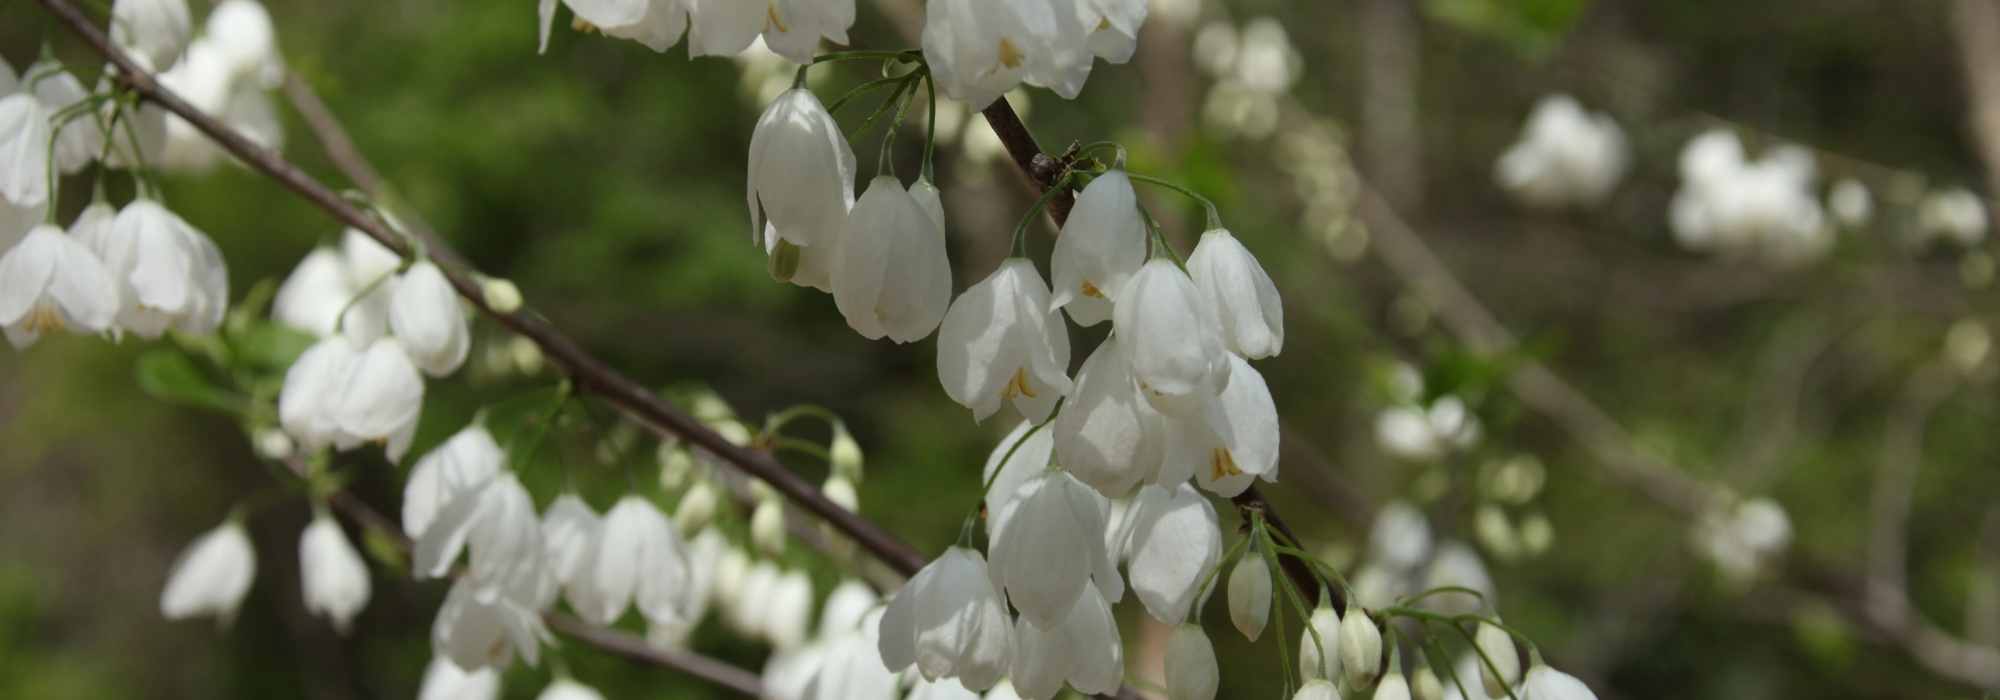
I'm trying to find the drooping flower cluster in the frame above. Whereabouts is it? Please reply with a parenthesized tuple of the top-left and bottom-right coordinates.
(537, 0, 857, 62)
(150, 0, 287, 172)
(1192, 17, 1304, 139)
(1669, 129, 1831, 265)
(1495, 94, 1628, 209)
(1373, 363, 1481, 463)
(921, 0, 1148, 108)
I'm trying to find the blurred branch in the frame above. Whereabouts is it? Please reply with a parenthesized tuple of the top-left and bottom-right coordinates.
(1865, 361, 1958, 634)
(1952, 0, 2000, 201)
(1358, 0, 1424, 208)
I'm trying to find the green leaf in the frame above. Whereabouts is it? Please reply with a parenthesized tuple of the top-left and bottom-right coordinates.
(227, 322, 319, 373)
(136, 349, 245, 415)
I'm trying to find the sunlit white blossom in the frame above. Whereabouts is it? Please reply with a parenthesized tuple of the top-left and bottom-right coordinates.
(1114, 259, 1226, 417)
(536, 678, 606, 700)
(391, 260, 472, 376)
(1474, 622, 1520, 698)
(564, 495, 693, 627)
(749, 87, 855, 274)
(1520, 663, 1597, 700)
(1051, 170, 1146, 326)
(1125, 482, 1220, 624)
(98, 199, 229, 338)
(160, 519, 256, 624)
(879, 546, 1012, 689)
(989, 470, 1123, 623)
(1054, 336, 1165, 497)
(403, 424, 507, 537)
(418, 658, 502, 700)
(937, 259, 1073, 423)
(1162, 354, 1279, 497)
(112, 0, 195, 68)
(28, 62, 104, 175)
(1165, 624, 1219, 700)
(1341, 607, 1384, 690)
(331, 337, 425, 460)
(1009, 588, 1124, 699)
(1187, 227, 1283, 358)
(1299, 598, 1342, 682)
(0, 224, 120, 349)
(0, 93, 53, 208)
(834, 176, 953, 342)
(299, 513, 371, 633)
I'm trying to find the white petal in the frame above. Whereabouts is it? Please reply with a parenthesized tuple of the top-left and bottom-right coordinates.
(390, 260, 471, 376)
(1126, 483, 1220, 624)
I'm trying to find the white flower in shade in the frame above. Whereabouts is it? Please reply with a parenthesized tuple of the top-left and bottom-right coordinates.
(1341, 607, 1384, 690)
(1299, 598, 1342, 682)
(1124, 483, 1220, 625)
(751, 497, 786, 555)
(272, 248, 353, 337)
(833, 176, 952, 342)
(685, 0, 768, 57)
(1165, 625, 1219, 700)
(1374, 670, 1413, 700)
(332, 337, 425, 460)
(566, 496, 693, 627)
(818, 578, 877, 639)
(1162, 354, 1279, 497)
(1294, 681, 1340, 700)
(205, 0, 284, 87)
(279, 335, 361, 450)
(1474, 622, 1519, 698)
(539, 493, 600, 590)
(391, 260, 471, 376)
(878, 546, 1013, 690)
(1419, 542, 1494, 616)
(810, 614, 901, 700)
(1669, 130, 1829, 264)
(342, 228, 402, 287)
(1009, 589, 1124, 699)
(299, 513, 371, 633)
(0, 225, 120, 349)
(28, 62, 104, 175)
(1054, 336, 1165, 497)
(1495, 95, 1628, 209)
(432, 570, 553, 670)
(160, 519, 256, 624)
(97, 199, 229, 338)
(1187, 228, 1283, 358)
(0, 188, 44, 254)
(766, 569, 814, 649)
(982, 419, 1054, 520)
(112, 0, 194, 68)
(1520, 664, 1596, 700)
(989, 470, 1124, 623)
(418, 658, 502, 700)
(0, 93, 53, 208)
(1412, 665, 1445, 700)
(764, 0, 860, 62)
(726, 560, 779, 637)
(1078, 0, 1147, 63)
(908, 678, 982, 700)
(761, 643, 826, 700)
(1114, 259, 1225, 417)
(549, 0, 693, 52)
(1369, 501, 1433, 572)
(402, 424, 506, 537)
(937, 259, 1073, 423)
(1227, 549, 1271, 641)
(536, 679, 606, 700)
(1051, 169, 1145, 326)
(922, 0, 1060, 108)
(415, 473, 544, 598)
(748, 88, 855, 253)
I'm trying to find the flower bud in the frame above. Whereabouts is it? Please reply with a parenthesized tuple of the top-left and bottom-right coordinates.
(829, 426, 864, 483)
(1411, 665, 1444, 700)
(509, 335, 543, 375)
(1227, 549, 1272, 641)
(820, 475, 858, 561)
(1519, 512, 1554, 557)
(1165, 625, 1219, 700)
(1340, 607, 1384, 690)
(1292, 680, 1339, 700)
(713, 419, 753, 447)
(658, 442, 694, 490)
(480, 276, 522, 314)
(1475, 622, 1520, 698)
(674, 481, 718, 533)
(253, 428, 294, 460)
(1300, 599, 1343, 681)
(751, 497, 786, 556)
(1474, 504, 1520, 562)
(1374, 668, 1413, 700)
(1521, 663, 1598, 700)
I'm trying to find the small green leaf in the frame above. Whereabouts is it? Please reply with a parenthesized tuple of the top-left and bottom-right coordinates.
(227, 322, 319, 373)
(136, 349, 245, 415)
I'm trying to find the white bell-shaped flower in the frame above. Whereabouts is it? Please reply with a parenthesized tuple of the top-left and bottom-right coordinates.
(0, 224, 120, 349)
(1187, 228, 1283, 359)
(1374, 669, 1413, 700)
(402, 423, 506, 537)
(432, 570, 553, 670)
(833, 176, 952, 342)
(415, 473, 544, 596)
(989, 470, 1123, 623)
(1412, 666, 1444, 700)
(1474, 622, 1520, 698)
(1009, 589, 1124, 699)
(205, 0, 285, 89)
(748, 88, 855, 253)
(99, 199, 229, 338)
(1051, 170, 1145, 326)
(1164, 624, 1220, 700)
(766, 569, 814, 649)
(1054, 335, 1164, 497)
(160, 519, 256, 624)
(1299, 598, 1342, 682)
(391, 260, 472, 376)
(1520, 664, 1596, 700)
(761, 643, 826, 700)
(1227, 549, 1271, 641)
(937, 258, 1073, 423)
(1294, 681, 1341, 700)
(279, 335, 361, 450)
(922, 0, 1055, 107)
(1113, 259, 1225, 417)
(28, 62, 104, 176)
(418, 658, 502, 700)
(878, 546, 1013, 690)
(551, 0, 693, 52)
(566, 495, 693, 626)
(1341, 607, 1384, 690)
(1124, 482, 1220, 624)
(111, 0, 194, 68)
(299, 513, 371, 633)
(1162, 354, 1279, 497)
(686, 0, 769, 57)
(332, 337, 424, 461)
(763, 0, 860, 63)
(1078, 0, 1148, 63)
(536, 679, 606, 700)
(539, 493, 599, 589)
(982, 419, 1054, 519)
(342, 228, 401, 286)
(908, 678, 982, 700)
(272, 248, 353, 337)
(818, 578, 877, 639)
(0, 93, 53, 208)
(810, 614, 901, 700)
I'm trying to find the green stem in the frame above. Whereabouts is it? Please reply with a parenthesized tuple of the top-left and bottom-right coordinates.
(1127, 172, 1223, 230)
(921, 73, 939, 182)
(1012, 173, 1073, 257)
(825, 75, 905, 113)
(809, 49, 921, 65)
(876, 68, 924, 179)
(1138, 204, 1186, 268)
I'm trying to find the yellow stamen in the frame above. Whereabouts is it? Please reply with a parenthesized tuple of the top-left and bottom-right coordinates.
(1081, 280, 1104, 299)
(24, 304, 63, 334)
(998, 38, 1024, 69)
(1096, 17, 1112, 31)
(1210, 448, 1243, 482)
(571, 16, 598, 33)
(1001, 367, 1038, 400)
(767, 4, 790, 33)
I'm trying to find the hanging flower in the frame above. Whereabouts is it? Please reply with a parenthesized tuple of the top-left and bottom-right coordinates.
(988, 470, 1124, 623)
(431, 570, 553, 670)
(100, 199, 230, 339)
(27, 61, 104, 176)
(921, 0, 1058, 108)
(982, 418, 1054, 519)
(299, 513, 372, 633)
(536, 679, 607, 700)
(748, 87, 855, 271)
(1008, 588, 1124, 699)
(111, 0, 195, 68)
(331, 337, 425, 461)
(402, 423, 506, 537)
(1186, 227, 1283, 359)
(417, 658, 502, 700)
(1051, 169, 1146, 327)
(1227, 549, 1271, 641)
(1123, 482, 1219, 625)
(1053, 335, 1166, 497)
(0, 93, 53, 208)
(1520, 663, 1597, 700)
(937, 259, 1073, 423)
(390, 260, 472, 376)
(1162, 353, 1279, 497)
(1164, 625, 1220, 700)
(1293, 681, 1340, 700)
(279, 335, 361, 450)
(1299, 597, 1342, 682)
(1340, 607, 1384, 690)
(832, 176, 952, 342)
(0, 224, 120, 349)
(564, 495, 694, 627)
(271, 248, 355, 337)
(1077, 0, 1148, 63)
(159, 519, 256, 624)
(1113, 259, 1226, 417)
(878, 546, 1013, 690)
(765, 569, 814, 649)
(414, 473, 546, 602)
(1475, 622, 1520, 698)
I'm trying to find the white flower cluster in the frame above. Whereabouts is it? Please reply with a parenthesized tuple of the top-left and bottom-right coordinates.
(538, 0, 855, 62)
(1193, 17, 1303, 139)
(1373, 363, 1481, 463)
(921, 0, 1148, 108)
(149, 0, 287, 171)
(275, 230, 469, 463)
(1669, 129, 1831, 265)
(1348, 501, 1495, 616)
(1495, 94, 1628, 209)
